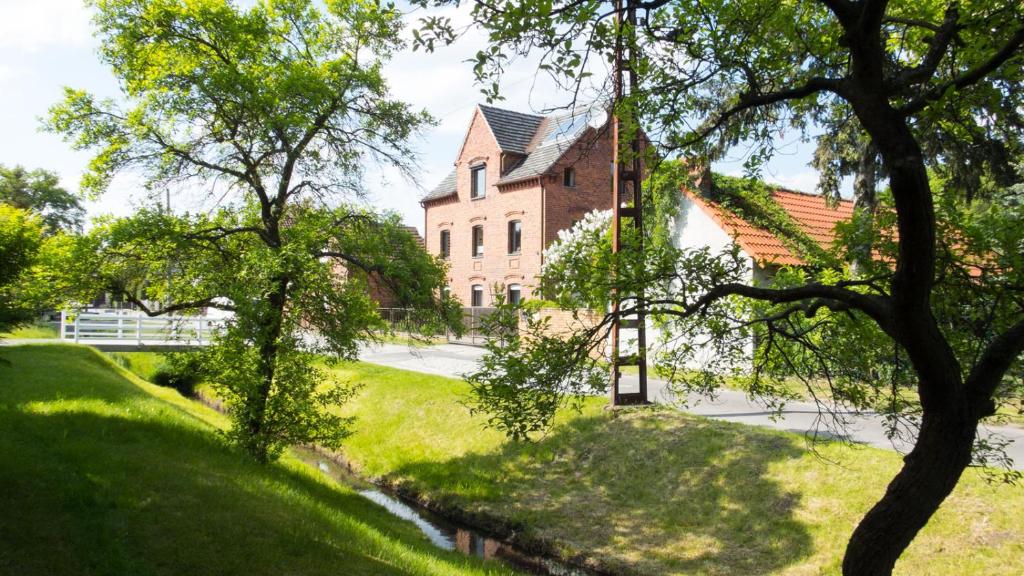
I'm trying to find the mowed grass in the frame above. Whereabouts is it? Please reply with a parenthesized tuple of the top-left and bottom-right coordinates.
(108, 351, 166, 381)
(0, 344, 519, 576)
(1, 322, 58, 339)
(326, 362, 1024, 576)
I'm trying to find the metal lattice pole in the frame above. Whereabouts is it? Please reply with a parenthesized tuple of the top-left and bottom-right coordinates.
(610, 0, 649, 406)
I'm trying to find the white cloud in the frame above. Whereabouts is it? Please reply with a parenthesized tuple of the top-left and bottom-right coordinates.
(763, 171, 820, 194)
(0, 64, 27, 87)
(0, 0, 93, 51)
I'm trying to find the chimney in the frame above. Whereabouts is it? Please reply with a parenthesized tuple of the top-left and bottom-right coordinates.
(687, 159, 712, 196)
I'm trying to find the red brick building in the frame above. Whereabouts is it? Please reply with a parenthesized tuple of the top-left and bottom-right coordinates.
(421, 104, 615, 306)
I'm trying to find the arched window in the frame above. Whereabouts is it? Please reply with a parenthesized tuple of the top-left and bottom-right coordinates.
(439, 229, 450, 259)
(471, 284, 484, 307)
(471, 225, 484, 257)
(507, 283, 522, 305)
(471, 165, 486, 199)
(507, 220, 521, 254)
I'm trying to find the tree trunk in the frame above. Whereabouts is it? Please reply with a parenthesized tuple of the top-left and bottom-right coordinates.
(841, 407, 977, 575)
(244, 277, 289, 463)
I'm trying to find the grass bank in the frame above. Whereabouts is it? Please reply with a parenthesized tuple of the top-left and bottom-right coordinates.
(328, 362, 1023, 576)
(1, 321, 58, 339)
(0, 344, 517, 576)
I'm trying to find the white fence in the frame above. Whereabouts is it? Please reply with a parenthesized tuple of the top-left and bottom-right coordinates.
(60, 310, 227, 347)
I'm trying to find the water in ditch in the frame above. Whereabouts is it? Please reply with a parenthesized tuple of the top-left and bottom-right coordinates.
(292, 447, 596, 576)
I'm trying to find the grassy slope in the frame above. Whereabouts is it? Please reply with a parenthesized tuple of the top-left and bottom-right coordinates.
(1, 322, 58, 339)
(329, 362, 1023, 576)
(0, 345, 517, 576)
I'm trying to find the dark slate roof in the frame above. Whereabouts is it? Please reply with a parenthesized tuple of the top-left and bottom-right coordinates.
(421, 169, 457, 203)
(498, 107, 604, 184)
(423, 104, 605, 200)
(478, 104, 545, 154)
(498, 140, 573, 184)
(401, 226, 425, 247)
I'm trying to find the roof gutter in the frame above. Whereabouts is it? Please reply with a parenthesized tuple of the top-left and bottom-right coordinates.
(496, 174, 548, 189)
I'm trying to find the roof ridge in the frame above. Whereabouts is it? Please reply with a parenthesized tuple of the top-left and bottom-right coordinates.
(476, 103, 545, 118)
(771, 187, 855, 206)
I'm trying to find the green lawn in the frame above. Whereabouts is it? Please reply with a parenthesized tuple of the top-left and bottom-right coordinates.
(327, 362, 1024, 576)
(108, 350, 166, 381)
(1, 321, 58, 339)
(0, 344, 518, 576)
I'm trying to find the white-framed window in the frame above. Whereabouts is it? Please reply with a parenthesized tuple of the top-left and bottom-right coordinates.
(507, 220, 521, 254)
(471, 165, 486, 199)
(471, 225, 484, 257)
(471, 284, 484, 307)
(439, 229, 450, 259)
(507, 283, 522, 305)
(563, 166, 576, 187)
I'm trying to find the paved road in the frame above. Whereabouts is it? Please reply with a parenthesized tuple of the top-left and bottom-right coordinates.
(360, 342, 1024, 470)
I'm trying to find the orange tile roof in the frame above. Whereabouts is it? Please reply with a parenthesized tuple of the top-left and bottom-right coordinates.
(684, 187, 854, 266)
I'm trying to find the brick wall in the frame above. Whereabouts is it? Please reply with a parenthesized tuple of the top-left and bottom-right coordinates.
(518, 307, 605, 359)
(542, 128, 615, 250)
(424, 109, 544, 306)
(423, 110, 616, 307)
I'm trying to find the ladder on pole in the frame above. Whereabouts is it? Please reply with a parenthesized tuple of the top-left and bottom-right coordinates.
(610, 0, 649, 406)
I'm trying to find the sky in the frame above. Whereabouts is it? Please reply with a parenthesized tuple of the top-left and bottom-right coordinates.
(0, 0, 830, 234)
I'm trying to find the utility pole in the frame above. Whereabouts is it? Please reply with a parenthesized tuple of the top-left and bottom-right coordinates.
(609, 0, 649, 406)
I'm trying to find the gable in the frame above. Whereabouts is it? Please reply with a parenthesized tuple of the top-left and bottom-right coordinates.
(477, 105, 544, 154)
(682, 186, 854, 266)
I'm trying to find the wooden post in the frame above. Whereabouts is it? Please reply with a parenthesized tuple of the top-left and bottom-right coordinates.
(609, 0, 648, 406)
(136, 315, 142, 346)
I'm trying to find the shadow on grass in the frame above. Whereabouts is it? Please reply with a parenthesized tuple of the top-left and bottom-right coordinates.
(391, 408, 814, 575)
(0, 346, 511, 576)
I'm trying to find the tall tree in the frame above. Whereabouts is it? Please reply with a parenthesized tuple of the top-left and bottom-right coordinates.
(415, 0, 1024, 573)
(0, 165, 84, 234)
(0, 205, 44, 334)
(48, 0, 459, 463)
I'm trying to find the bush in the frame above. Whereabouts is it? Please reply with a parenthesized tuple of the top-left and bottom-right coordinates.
(152, 353, 203, 397)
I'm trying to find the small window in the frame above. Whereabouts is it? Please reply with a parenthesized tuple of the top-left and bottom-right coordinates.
(507, 284, 522, 305)
(563, 166, 576, 187)
(471, 165, 486, 199)
(507, 220, 521, 254)
(439, 229, 450, 259)
(471, 284, 484, 307)
(471, 225, 484, 257)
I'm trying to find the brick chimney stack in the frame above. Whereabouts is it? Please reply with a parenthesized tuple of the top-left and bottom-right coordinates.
(687, 159, 713, 195)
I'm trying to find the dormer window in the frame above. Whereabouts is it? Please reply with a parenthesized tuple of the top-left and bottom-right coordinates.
(471, 165, 486, 199)
(563, 166, 576, 187)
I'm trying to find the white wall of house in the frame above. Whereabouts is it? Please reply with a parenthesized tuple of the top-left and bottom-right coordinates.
(671, 194, 754, 270)
(643, 194, 756, 373)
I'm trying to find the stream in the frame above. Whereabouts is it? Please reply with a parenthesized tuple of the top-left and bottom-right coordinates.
(292, 447, 597, 576)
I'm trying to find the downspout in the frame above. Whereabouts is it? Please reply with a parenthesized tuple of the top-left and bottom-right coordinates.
(540, 175, 548, 266)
